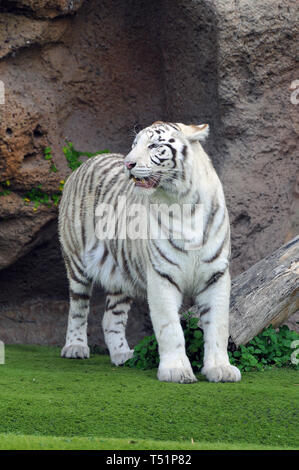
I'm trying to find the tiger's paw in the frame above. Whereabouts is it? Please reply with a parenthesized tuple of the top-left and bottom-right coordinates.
(158, 356, 197, 384)
(111, 350, 134, 366)
(61, 344, 90, 359)
(201, 364, 241, 383)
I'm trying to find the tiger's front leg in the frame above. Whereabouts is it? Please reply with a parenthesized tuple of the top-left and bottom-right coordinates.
(102, 292, 134, 366)
(196, 269, 241, 382)
(147, 270, 197, 384)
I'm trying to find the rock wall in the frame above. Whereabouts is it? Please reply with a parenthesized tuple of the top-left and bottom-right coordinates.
(0, 0, 298, 347)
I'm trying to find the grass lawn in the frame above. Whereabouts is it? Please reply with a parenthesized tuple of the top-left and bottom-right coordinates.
(0, 345, 298, 450)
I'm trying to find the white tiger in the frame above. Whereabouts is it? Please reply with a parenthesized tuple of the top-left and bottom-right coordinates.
(58, 121, 241, 383)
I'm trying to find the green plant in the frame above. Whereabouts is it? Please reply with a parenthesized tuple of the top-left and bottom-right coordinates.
(22, 139, 110, 209)
(0, 180, 11, 196)
(44, 146, 58, 173)
(23, 185, 61, 209)
(125, 335, 159, 370)
(58, 180, 65, 192)
(24, 186, 51, 209)
(50, 163, 58, 173)
(1, 143, 109, 208)
(51, 193, 61, 206)
(63, 141, 109, 171)
(44, 147, 53, 161)
(125, 317, 299, 373)
(125, 312, 204, 371)
(44, 142, 110, 174)
(182, 312, 204, 372)
(229, 324, 299, 372)
(0, 189, 10, 197)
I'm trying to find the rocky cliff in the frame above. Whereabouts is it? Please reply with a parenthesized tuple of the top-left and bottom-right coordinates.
(0, 0, 298, 346)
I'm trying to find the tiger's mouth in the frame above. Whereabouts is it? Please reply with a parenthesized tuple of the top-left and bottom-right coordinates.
(130, 174, 160, 189)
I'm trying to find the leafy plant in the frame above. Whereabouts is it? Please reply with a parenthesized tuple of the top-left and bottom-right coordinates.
(24, 185, 51, 209)
(23, 185, 61, 210)
(50, 163, 58, 173)
(63, 141, 109, 171)
(125, 316, 299, 373)
(0, 189, 10, 197)
(125, 312, 204, 371)
(58, 179, 65, 192)
(43, 146, 58, 173)
(0, 180, 11, 196)
(51, 193, 61, 206)
(125, 335, 159, 370)
(182, 312, 204, 372)
(21, 138, 109, 210)
(44, 147, 53, 161)
(228, 324, 299, 372)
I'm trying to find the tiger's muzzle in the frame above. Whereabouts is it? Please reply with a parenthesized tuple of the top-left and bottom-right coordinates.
(124, 161, 160, 189)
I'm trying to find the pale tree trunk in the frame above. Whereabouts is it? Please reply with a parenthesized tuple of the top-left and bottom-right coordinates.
(189, 235, 299, 346)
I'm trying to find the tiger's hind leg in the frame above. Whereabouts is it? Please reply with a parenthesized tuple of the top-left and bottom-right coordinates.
(102, 292, 134, 366)
(61, 255, 93, 359)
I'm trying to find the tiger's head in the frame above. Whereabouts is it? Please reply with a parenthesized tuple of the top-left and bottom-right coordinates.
(124, 121, 209, 195)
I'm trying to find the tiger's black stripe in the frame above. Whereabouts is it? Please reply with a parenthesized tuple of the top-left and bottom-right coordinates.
(150, 260, 181, 292)
(165, 122, 180, 131)
(198, 269, 227, 295)
(106, 296, 132, 312)
(203, 228, 229, 263)
(92, 158, 124, 226)
(106, 290, 124, 297)
(105, 176, 129, 207)
(134, 257, 146, 284)
(121, 243, 136, 282)
(152, 241, 180, 268)
(182, 145, 188, 160)
(191, 191, 201, 216)
(163, 143, 177, 167)
(71, 313, 86, 319)
(203, 196, 220, 244)
(100, 163, 124, 196)
(212, 208, 227, 238)
(197, 304, 211, 316)
(100, 244, 109, 266)
(69, 289, 90, 302)
(64, 252, 90, 286)
(79, 166, 93, 249)
(168, 237, 187, 253)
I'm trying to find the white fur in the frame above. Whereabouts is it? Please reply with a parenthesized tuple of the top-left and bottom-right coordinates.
(59, 122, 241, 383)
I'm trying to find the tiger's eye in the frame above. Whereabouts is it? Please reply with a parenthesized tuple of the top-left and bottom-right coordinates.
(148, 144, 157, 149)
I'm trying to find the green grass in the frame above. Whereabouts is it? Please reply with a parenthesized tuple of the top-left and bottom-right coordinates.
(0, 345, 298, 450)
(0, 434, 295, 450)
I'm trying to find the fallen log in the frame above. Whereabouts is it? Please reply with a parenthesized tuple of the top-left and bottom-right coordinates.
(189, 235, 299, 346)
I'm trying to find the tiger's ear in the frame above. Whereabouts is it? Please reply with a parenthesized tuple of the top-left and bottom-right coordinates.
(176, 123, 209, 142)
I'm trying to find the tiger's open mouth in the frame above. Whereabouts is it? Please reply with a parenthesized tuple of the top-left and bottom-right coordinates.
(130, 175, 160, 189)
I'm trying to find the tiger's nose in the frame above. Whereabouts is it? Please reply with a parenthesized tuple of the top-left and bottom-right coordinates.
(124, 161, 136, 170)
